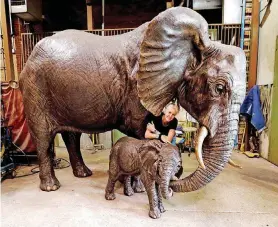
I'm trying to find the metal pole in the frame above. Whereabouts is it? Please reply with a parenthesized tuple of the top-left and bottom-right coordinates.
(240, 0, 246, 49)
(102, 0, 105, 36)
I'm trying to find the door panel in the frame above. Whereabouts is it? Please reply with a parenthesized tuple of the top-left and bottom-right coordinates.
(269, 36, 278, 166)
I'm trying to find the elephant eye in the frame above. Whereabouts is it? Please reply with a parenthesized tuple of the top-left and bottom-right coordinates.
(216, 84, 225, 95)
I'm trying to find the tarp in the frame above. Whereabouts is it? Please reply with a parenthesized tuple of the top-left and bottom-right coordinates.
(240, 85, 266, 133)
(1, 83, 36, 153)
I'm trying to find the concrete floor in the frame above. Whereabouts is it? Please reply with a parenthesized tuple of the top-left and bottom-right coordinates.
(1, 147, 278, 227)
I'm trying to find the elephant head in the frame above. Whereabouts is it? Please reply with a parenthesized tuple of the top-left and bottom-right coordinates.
(140, 141, 182, 199)
(137, 7, 246, 192)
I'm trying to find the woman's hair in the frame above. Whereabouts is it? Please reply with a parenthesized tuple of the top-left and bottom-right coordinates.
(164, 102, 180, 114)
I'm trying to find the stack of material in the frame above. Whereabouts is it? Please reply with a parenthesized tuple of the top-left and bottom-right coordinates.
(240, 85, 267, 158)
(1, 82, 36, 153)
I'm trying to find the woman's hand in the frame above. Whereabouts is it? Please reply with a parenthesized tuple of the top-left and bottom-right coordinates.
(145, 123, 161, 140)
(147, 122, 157, 133)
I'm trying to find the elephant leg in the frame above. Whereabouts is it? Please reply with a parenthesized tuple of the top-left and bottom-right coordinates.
(156, 183, 165, 213)
(24, 102, 60, 191)
(140, 174, 161, 219)
(105, 154, 120, 200)
(61, 132, 92, 177)
(35, 133, 60, 191)
(124, 175, 134, 196)
(105, 174, 118, 200)
(132, 175, 145, 193)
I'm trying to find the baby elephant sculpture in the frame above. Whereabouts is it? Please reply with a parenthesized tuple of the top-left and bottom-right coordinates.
(105, 137, 182, 219)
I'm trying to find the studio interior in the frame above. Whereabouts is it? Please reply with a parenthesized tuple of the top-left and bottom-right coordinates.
(1, 0, 278, 226)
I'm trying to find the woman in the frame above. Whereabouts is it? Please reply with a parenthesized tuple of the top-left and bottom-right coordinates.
(145, 103, 179, 145)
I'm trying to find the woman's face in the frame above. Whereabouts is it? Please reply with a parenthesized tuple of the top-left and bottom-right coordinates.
(164, 106, 178, 123)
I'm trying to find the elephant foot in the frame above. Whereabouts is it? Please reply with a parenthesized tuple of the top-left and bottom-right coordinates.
(132, 178, 145, 193)
(124, 187, 134, 196)
(149, 208, 161, 219)
(159, 204, 165, 213)
(133, 184, 145, 193)
(73, 164, 92, 178)
(40, 176, 61, 192)
(105, 192, 116, 200)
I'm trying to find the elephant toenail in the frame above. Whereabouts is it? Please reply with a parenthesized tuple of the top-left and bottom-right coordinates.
(46, 186, 51, 191)
(53, 185, 57, 190)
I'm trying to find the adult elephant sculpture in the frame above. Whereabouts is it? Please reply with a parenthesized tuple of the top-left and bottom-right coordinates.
(19, 7, 246, 192)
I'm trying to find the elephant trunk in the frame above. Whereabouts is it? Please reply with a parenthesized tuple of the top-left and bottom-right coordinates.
(160, 166, 174, 199)
(170, 104, 240, 192)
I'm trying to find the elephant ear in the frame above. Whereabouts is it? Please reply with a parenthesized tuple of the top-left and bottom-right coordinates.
(137, 7, 210, 115)
(140, 143, 162, 179)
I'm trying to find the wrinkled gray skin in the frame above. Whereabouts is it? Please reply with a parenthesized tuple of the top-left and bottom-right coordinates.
(19, 7, 246, 192)
(105, 137, 182, 219)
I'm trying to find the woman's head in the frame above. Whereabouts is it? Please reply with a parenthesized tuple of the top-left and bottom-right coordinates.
(163, 103, 179, 123)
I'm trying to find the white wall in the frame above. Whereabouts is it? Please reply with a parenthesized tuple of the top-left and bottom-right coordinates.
(256, 0, 278, 159)
(99, 131, 112, 149)
(55, 131, 112, 150)
(223, 0, 242, 24)
(193, 0, 222, 10)
(176, 107, 197, 123)
(257, 0, 278, 85)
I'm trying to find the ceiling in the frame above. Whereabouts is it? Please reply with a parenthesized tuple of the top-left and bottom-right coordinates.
(41, 0, 222, 31)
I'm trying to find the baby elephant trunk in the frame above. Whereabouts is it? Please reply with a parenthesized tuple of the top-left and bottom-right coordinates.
(160, 168, 173, 200)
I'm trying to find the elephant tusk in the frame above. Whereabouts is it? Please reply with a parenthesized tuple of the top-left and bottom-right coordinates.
(228, 158, 242, 169)
(195, 126, 208, 170)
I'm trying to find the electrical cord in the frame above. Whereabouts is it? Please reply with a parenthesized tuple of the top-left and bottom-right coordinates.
(14, 168, 40, 178)
(14, 158, 71, 178)
(53, 158, 71, 169)
(10, 141, 38, 178)
(30, 166, 40, 173)
(27, 158, 71, 175)
(12, 142, 30, 166)
(9, 142, 71, 178)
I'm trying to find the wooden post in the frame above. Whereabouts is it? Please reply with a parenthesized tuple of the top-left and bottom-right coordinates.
(248, 0, 259, 89)
(86, 0, 94, 30)
(166, 0, 174, 8)
(1, 0, 15, 81)
(244, 0, 260, 152)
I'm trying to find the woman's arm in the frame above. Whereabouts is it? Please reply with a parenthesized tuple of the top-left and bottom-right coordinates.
(145, 128, 160, 139)
(145, 122, 160, 139)
(167, 129, 176, 143)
